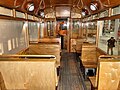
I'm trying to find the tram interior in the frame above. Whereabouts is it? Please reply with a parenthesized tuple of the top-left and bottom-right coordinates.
(0, 0, 120, 90)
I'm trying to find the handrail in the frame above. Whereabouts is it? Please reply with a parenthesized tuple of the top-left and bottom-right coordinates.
(0, 54, 56, 59)
(99, 55, 120, 60)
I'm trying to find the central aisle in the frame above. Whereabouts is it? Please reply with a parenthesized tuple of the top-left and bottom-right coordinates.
(58, 51, 85, 90)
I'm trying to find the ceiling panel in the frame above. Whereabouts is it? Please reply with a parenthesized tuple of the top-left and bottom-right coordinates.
(56, 7, 70, 17)
(0, 0, 120, 17)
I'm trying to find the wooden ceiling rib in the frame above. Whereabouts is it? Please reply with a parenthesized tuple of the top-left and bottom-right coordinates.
(0, 0, 24, 8)
(0, 0, 120, 16)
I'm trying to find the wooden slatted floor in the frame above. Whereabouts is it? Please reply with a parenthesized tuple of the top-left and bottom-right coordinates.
(58, 51, 85, 90)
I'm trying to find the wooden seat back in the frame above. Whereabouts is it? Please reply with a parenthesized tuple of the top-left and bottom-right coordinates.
(0, 55, 57, 90)
(38, 38, 61, 44)
(81, 42, 107, 68)
(76, 39, 86, 53)
(18, 43, 61, 67)
(70, 38, 86, 53)
(96, 55, 120, 90)
(81, 43, 97, 68)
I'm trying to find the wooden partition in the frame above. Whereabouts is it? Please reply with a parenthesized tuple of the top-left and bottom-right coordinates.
(0, 55, 58, 90)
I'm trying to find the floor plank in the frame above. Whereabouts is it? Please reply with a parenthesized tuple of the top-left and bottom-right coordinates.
(58, 51, 85, 90)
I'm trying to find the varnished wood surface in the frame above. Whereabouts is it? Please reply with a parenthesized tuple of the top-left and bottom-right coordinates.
(0, 58, 57, 90)
(98, 56, 120, 90)
(70, 38, 86, 53)
(38, 38, 61, 44)
(81, 43, 97, 68)
(29, 43, 61, 67)
(88, 56, 120, 90)
(18, 43, 61, 67)
(88, 76, 96, 89)
(81, 43, 107, 68)
(58, 51, 85, 90)
(0, 72, 6, 90)
(0, 54, 56, 60)
(81, 43, 97, 63)
(117, 81, 120, 90)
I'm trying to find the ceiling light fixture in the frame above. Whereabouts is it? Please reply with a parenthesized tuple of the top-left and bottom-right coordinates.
(26, 2, 34, 12)
(81, 8, 89, 16)
(38, 10, 45, 18)
(81, 11, 86, 16)
(40, 11, 44, 17)
(90, 1, 99, 11)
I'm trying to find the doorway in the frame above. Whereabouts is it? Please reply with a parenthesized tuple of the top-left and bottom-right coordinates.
(56, 18, 67, 49)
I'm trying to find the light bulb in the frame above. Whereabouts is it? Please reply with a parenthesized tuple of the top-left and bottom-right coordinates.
(90, 3, 97, 11)
(27, 3, 34, 12)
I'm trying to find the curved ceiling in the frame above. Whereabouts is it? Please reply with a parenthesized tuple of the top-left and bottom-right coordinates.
(0, 0, 120, 17)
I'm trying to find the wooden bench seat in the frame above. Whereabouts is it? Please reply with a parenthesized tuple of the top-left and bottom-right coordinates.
(70, 38, 86, 53)
(81, 42, 107, 67)
(38, 38, 61, 44)
(82, 62, 97, 68)
(81, 43, 97, 67)
(30, 38, 61, 44)
(80, 42, 107, 80)
(17, 43, 61, 67)
(89, 55, 120, 90)
(80, 43, 98, 79)
(0, 55, 58, 90)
